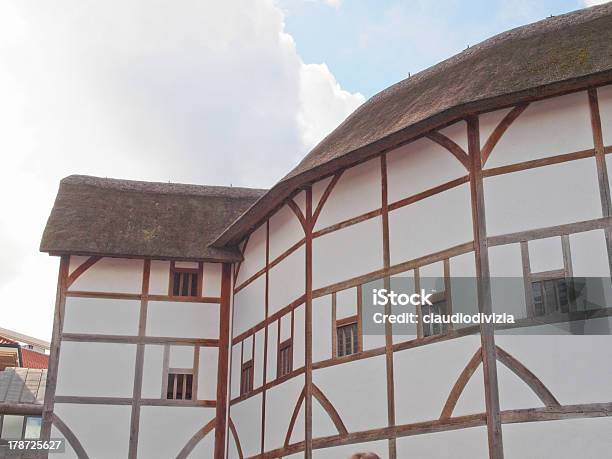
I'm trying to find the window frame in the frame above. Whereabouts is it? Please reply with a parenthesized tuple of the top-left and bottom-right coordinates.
(277, 338, 293, 378)
(335, 318, 359, 358)
(161, 344, 200, 402)
(240, 359, 254, 396)
(168, 261, 203, 298)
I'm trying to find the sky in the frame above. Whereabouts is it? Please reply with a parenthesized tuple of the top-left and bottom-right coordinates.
(0, 0, 607, 341)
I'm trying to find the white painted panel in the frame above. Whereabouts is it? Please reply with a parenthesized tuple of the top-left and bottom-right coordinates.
(203, 263, 222, 297)
(294, 190, 306, 216)
(528, 237, 563, 273)
(597, 84, 612, 146)
(450, 251, 476, 276)
(288, 401, 304, 445)
(389, 183, 473, 265)
(269, 204, 304, 261)
(439, 119, 468, 153)
(230, 393, 262, 458)
(394, 335, 481, 424)
(236, 224, 266, 285)
(336, 287, 357, 320)
(495, 335, 612, 405)
(149, 260, 170, 295)
(485, 91, 592, 168)
(242, 335, 253, 360)
(56, 342, 135, 397)
(146, 301, 219, 339)
(314, 157, 381, 230)
(141, 344, 164, 399)
(312, 440, 387, 459)
(175, 261, 198, 269)
(313, 217, 383, 289)
(54, 403, 131, 459)
(312, 396, 339, 438)
(479, 106, 513, 147)
(69, 257, 143, 294)
(198, 346, 218, 401)
(571, 229, 610, 277)
(489, 244, 526, 317)
(497, 362, 543, 411)
(312, 296, 332, 363)
(230, 344, 241, 399)
(485, 158, 602, 236)
(138, 406, 214, 459)
(254, 328, 265, 388)
(268, 245, 305, 315)
(396, 425, 488, 458)
(280, 313, 291, 342)
(452, 366, 486, 417)
(293, 304, 305, 370)
(311, 175, 333, 212)
(169, 345, 194, 369)
(386, 136, 467, 204)
(232, 275, 265, 337)
(189, 424, 215, 459)
(313, 355, 387, 433)
(489, 243, 523, 277)
(63, 297, 140, 336)
(264, 376, 304, 451)
(266, 322, 278, 383)
(50, 424, 78, 459)
(503, 416, 612, 458)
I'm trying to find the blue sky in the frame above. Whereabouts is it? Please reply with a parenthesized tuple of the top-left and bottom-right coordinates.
(280, 0, 588, 97)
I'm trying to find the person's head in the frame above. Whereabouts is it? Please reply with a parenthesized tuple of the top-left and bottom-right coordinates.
(347, 453, 381, 459)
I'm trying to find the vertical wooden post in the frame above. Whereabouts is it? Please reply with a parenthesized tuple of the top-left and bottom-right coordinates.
(128, 259, 150, 458)
(381, 154, 397, 459)
(588, 88, 612, 276)
(215, 263, 233, 459)
(468, 116, 504, 459)
(41, 255, 70, 442)
(304, 187, 313, 459)
(260, 221, 270, 454)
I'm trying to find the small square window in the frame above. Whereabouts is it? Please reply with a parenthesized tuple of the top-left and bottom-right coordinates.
(172, 270, 199, 297)
(277, 339, 293, 378)
(531, 277, 570, 316)
(241, 360, 254, 396)
(336, 321, 358, 357)
(166, 372, 193, 400)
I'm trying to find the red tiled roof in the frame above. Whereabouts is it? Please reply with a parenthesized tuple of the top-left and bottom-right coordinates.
(0, 337, 17, 345)
(20, 348, 49, 369)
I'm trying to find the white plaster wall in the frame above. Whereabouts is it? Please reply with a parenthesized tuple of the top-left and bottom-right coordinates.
(50, 425, 77, 459)
(280, 313, 291, 341)
(266, 322, 278, 383)
(53, 403, 131, 459)
(479, 106, 513, 148)
(336, 287, 357, 319)
(68, 257, 143, 293)
(198, 346, 218, 401)
(312, 439, 387, 459)
(389, 183, 473, 265)
(63, 297, 140, 336)
(56, 341, 135, 397)
(312, 296, 332, 363)
(149, 260, 171, 295)
(313, 157, 382, 231)
(489, 244, 526, 318)
(595, 84, 612, 146)
(527, 236, 564, 273)
(230, 343, 241, 399)
(489, 244, 523, 276)
(254, 328, 265, 389)
(497, 361, 543, 411)
(236, 223, 267, 285)
(230, 393, 263, 458)
(484, 158, 601, 236)
(293, 304, 305, 370)
(484, 91, 593, 168)
(312, 175, 333, 212)
(294, 190, 307, 216)
(439, 119, 468, 153)
(288, 402, 304, 445)
(313, 217, 384, 289)
(232, 275, 265, 337)
(394, 335, 481, 424)
(169, 345, 194, 368)
(396, 425, 488, 459)
(203, 262, 222, 297)
(146, 301, 219, 339)
(386, 137, 467, 205)
(141, 344, 164, 399)
(570, 229, 610, 277)
(494, 335, 612, 405)
(268, 245, 305, 315)
(264, 375, 304, 451)
(189, 426, 215, 459)
(503, 416, 612, 458)
(313, 355, 387, 433)
(269, 203, 304, 261)
(452, 365, 486, 417)
(138, 406, 214, 458)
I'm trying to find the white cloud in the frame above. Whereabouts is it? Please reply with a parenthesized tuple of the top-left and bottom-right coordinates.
(0, 0, 363, 339)
(583, 0, 609, 6)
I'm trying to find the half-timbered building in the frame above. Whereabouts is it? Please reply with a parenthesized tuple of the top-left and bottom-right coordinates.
(40, 5, 612, 458)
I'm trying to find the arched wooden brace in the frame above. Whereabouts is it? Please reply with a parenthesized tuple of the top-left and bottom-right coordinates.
(66, 256, 101, 288)
(425, 131, 471, 170)
(52, 413, 90, 459)
(176, 417, 244, 459)
(440, 348, 483, 420)
(481, 103, 530, 166)
(310, 172, 343, 231)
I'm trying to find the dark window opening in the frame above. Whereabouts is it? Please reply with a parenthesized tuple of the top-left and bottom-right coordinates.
(336, 321, 358, 357)
(277, 339, 293, 378)
(172, 270, 199, 297)
(166, 372, 193, 400)
(241, 360, 254, 396)
(531, 277, 570, 316)
(422, 298, 448, 337)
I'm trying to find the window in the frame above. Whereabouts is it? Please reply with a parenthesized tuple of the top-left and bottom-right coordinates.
(0, 415, 41, 442)
(531, 277, 570, 316)
(166, 371, 193, 400)
(172, 269, 199, 297)
(277, 339, 293, 378)
(422, 295, 448, 337)
(241, 360, 254, 395)
(336, 321, 359, 357)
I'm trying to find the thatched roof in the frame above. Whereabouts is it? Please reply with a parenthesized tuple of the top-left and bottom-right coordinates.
(213, 3, 612, 246)
(40, 175, 266, 262)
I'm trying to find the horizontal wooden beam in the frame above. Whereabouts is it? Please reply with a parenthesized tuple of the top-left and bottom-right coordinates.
(0, 402, 43, 415)
(61, 333, 218, 347)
